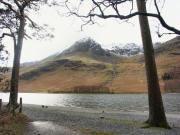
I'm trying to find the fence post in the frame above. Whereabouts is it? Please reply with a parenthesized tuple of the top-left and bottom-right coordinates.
(19, 97, 22, 113)
(0, 99, 2, 112)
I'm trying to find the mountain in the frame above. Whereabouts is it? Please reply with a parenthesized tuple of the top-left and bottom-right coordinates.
(41, 38, 142, 63)
(2, 36, 180, 93)
(57, 38, 124, 63)
(154, 36, 180, 56)
(110, 43, 142, 57)
(60, 38, 104, 55)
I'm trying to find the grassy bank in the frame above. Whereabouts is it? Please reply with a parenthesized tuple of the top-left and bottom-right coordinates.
(0, 110, 28, 135)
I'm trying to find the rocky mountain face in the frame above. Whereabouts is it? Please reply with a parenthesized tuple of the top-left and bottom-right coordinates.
(109, 43, 143, 57)
(57, 38, 123, 63)
(60, 38, 112, 57)
(59, 38, 142, 58)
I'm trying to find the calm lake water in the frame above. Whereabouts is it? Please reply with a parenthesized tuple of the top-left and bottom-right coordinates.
(0, 93, 180, 114)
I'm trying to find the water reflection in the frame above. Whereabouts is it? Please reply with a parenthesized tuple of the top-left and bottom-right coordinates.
(24, 121, 80, 135)
(0, 93, 180, 113)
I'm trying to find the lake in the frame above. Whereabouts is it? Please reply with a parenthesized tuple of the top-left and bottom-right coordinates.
(0, 93, 180, 114)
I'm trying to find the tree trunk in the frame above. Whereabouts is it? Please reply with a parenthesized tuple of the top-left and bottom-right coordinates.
(136, 0, 169, 128)
(9, 17, 25, 108)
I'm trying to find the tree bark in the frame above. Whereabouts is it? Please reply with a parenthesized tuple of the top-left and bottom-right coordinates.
(9, 17, 25, 107)
(136, 0, 170, 128)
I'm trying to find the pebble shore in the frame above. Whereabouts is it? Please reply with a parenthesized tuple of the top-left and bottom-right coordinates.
(22, 104, 180, 135)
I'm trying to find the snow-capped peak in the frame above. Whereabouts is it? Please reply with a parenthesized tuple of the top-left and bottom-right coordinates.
(110, 43, 143, 57)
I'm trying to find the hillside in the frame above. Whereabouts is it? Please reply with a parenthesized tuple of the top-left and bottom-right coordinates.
(2, 37, 180, 93)
(16, 38, 120, 93)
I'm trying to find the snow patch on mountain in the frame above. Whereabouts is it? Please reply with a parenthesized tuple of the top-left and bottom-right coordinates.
(109, 43, 143, 57)
(57, 38, 143, 58)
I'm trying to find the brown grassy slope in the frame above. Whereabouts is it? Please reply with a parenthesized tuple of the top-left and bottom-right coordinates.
(17, 37, 180, 93)
(122, 36, 180, 93)
(19, 58, 111, 93)
(20, 67, 109, 93)
(107, 63, 147, 93)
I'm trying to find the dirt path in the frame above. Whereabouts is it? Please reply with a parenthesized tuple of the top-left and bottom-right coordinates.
(101, 64, 119, 87)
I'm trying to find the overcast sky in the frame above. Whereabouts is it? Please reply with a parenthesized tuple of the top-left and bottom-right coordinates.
(3, 0, 180, 66)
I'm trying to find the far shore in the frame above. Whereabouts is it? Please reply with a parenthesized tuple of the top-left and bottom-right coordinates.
(1, 91, 180, 94)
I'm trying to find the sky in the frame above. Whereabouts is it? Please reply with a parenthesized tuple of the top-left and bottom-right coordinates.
(2, 0, 180, 67)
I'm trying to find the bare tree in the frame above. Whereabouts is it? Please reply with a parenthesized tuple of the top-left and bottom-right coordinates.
(136, 0, 169, 128)
(63, 0, 179, 128)
(0, 0, 53, 109)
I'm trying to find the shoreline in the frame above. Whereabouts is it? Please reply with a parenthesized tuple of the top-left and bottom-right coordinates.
(22, 104, 180, 135)
(24, 103, 180, 115)
(3, 102, 180, 116)
(1, 91, 180, 94)
(1, 103, 180, 135)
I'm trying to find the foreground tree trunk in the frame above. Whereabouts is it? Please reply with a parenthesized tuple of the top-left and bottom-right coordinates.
(9, 17, 25, 108)
(136, 0, 170, 128)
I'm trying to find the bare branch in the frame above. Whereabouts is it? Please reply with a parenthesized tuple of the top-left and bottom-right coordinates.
(157, 32, 176, 38)
(0, 33, 13, 38)
(65, 0, 180, 35)
(25, 15, 39, 29)
(14, 0, 21, 9)
(154, 0, 160, 15)
(24, 33, 32, 39)
(130, 0, 134, 14)
(1, 1, 18, 14)
(92, 0, 105, 17)
(156, 24, 176, 37)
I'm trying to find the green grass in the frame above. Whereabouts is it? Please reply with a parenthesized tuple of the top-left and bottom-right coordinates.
(105, 118, 143, 126)
(78, 128, 116, 135)
(105, 118, 171, 131)
(141, 124, 171, 130)
(87, 130, 116, 135)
